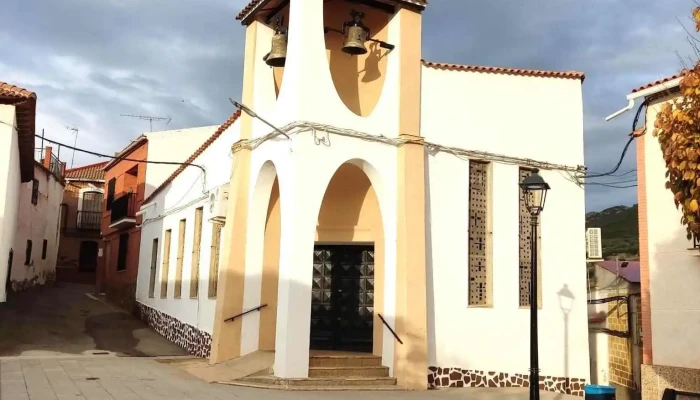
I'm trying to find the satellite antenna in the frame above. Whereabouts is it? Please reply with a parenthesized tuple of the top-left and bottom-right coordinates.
(65, 125, 79, 168)
(120, 114, 172, 132)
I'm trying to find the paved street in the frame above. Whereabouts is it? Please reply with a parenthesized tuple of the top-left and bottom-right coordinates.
(0, 284, 579, 399)
(0, 283, 186, 357)
(0, 356, 578, 400)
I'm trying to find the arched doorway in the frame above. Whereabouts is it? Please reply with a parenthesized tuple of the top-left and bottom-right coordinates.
(310, 162, 384, 354)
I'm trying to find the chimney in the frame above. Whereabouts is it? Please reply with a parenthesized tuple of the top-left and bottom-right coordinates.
(43, 147, 52, 169)
(60, 162, 67, 177)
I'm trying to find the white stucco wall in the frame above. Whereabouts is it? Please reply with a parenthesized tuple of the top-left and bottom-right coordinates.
(421, 67, 590, 381)
(0, 104, 21, 302)
(11, 164, 65, 291)
(143, 126, 219, 199)
(643, 94, 700, 370)
(137, 122, 242, 335)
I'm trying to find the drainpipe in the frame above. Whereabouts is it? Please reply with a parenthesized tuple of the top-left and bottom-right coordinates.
(606, 77, 684, 121)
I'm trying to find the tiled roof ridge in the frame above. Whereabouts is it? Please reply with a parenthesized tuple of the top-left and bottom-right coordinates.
(65, 161, 108, 173)
(143, 110, 242, 205)
(422, 60, 586, 81)
(236, 0, 428, 21)
(0, 81, 36, 102)
(631, 72, 686, 93)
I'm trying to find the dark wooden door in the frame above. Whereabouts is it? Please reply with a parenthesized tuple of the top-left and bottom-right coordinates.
(79, 241, 99, 272)
(310, 245, 374, 352)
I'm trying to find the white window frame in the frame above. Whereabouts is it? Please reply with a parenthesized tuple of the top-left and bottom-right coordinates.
(77, 187, 104, 228)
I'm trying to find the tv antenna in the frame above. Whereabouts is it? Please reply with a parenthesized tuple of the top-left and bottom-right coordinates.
(65, 125, 79, 168)
(120, 114, 172, 132)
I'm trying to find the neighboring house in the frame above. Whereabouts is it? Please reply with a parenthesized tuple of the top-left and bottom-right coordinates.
(56, 161, 107, 285)
(135, 0, 590, 395)
(100, 127, 215, 312)
(0, 82, 38, 302)
(587, 261, 642, 399)
(101, 136, 148, 312)
(10, 147, 66, 292)
(611, 73, 700, 398)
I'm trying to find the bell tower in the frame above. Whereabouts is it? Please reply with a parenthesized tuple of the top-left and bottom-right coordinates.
(214, 0, 429, 391)
(234, 0, 426, 137)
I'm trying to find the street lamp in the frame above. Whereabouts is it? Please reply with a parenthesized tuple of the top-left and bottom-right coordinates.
(519, 168, 550, 400)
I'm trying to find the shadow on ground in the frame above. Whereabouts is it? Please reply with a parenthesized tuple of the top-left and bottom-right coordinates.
(0, 282, 187, 357)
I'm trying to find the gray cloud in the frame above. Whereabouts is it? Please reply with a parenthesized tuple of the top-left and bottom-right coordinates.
(0, 0, 695, 211)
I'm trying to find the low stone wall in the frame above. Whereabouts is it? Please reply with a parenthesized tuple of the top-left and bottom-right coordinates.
(135, 302, 212, 359)
(428, 367, 586, 397)
(642, 364, 700, 400)
(105, 282, 136, 314)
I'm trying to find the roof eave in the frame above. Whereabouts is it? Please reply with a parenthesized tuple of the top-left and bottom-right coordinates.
(627, 77, 683, 101)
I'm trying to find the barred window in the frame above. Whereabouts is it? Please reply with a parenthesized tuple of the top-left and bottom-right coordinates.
(468, 161, 490, 306)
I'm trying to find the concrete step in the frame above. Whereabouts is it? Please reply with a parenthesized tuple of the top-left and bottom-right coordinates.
(233, 375, 398, 389)
(308, 366, 390, 378)
(309, 354, 383, 368)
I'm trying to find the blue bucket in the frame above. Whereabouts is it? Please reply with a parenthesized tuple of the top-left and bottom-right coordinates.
(584, 385, 616, 399)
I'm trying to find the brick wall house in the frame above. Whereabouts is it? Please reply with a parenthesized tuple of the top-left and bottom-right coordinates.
(100, 137, 147, 313)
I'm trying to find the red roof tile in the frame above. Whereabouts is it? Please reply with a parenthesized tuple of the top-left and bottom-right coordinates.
(236, 0, 428, 22)
(0, 81, 37, 183)
(631, 72, 685, 93)
(65, 161, 107, 181)
(422, 60, 585, 81)
(143, 110, 242, 205)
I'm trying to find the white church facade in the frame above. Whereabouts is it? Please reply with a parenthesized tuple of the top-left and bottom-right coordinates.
(135, 0, 590, 394)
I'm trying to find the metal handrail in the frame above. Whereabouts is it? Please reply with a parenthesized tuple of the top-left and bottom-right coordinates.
(225, 304, 268, 323)
(378, 313, 403, 345)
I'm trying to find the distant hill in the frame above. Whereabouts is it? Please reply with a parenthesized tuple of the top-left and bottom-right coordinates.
(585, 205, 639, 260)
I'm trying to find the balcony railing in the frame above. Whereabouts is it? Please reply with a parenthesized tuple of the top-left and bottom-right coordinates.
(110, 192, 137, 227)
(77, 211, 101, 230)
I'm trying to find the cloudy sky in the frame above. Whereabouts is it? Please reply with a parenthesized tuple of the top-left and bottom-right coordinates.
(0, 0, 694, 211)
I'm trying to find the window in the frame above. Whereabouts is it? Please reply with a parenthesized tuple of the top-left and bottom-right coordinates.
(519, 168, 542, 308)
(24, 240, 32, 265)
(106, 178, 116, 210)
(41, 240, 48, 260)
(161, 230, 172, 298)
(468, 161, 491, 306)
(208, 223, 223, 298)
(148, 238, 158, 298)
(174, 219, 186, 299)
(31, 179, 39, 205)
(190, 208, 204, 299)
(117, 233, 129, 271)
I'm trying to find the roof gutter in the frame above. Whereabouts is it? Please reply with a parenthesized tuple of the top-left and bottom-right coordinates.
(605, 77, 683, 121)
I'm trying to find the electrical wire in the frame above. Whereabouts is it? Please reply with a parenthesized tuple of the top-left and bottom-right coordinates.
(235, 120, 584, 173)
(586, 183, 638, 189)
(34, 134, 206, 172)
(581, 99, 648, 180)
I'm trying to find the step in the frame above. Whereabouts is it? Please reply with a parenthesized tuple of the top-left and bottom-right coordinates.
(220, 379, 404, 391)
(308, 366, 390, 378)
(309, 355, 382, 368)
(236, 375, 398, 388)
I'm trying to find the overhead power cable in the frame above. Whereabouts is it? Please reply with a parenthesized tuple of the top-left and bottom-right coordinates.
(582, 99, 649, 180)
(35, 133, 205, 172)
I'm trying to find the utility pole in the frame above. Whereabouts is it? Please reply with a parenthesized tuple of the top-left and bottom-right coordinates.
(120, 114, 172, 132)
(65, 125, 79, 168)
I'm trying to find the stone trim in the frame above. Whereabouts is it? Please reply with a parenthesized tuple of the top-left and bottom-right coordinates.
(428, 367, 586, 397)
(136, 302, 212, 358)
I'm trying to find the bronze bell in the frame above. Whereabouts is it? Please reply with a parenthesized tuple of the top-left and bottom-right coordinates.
(342, 25, 368, 55)
(266, 32, 288, 67)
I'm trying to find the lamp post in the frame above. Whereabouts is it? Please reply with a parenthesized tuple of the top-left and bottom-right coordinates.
(519, 168, 550, 400)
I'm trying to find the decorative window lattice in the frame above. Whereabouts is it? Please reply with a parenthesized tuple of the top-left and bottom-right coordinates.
(519, 168, 537, 307)
(468, 161, 489, 306)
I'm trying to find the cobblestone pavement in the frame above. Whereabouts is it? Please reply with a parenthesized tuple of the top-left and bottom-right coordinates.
(0, 356, 579, 400)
